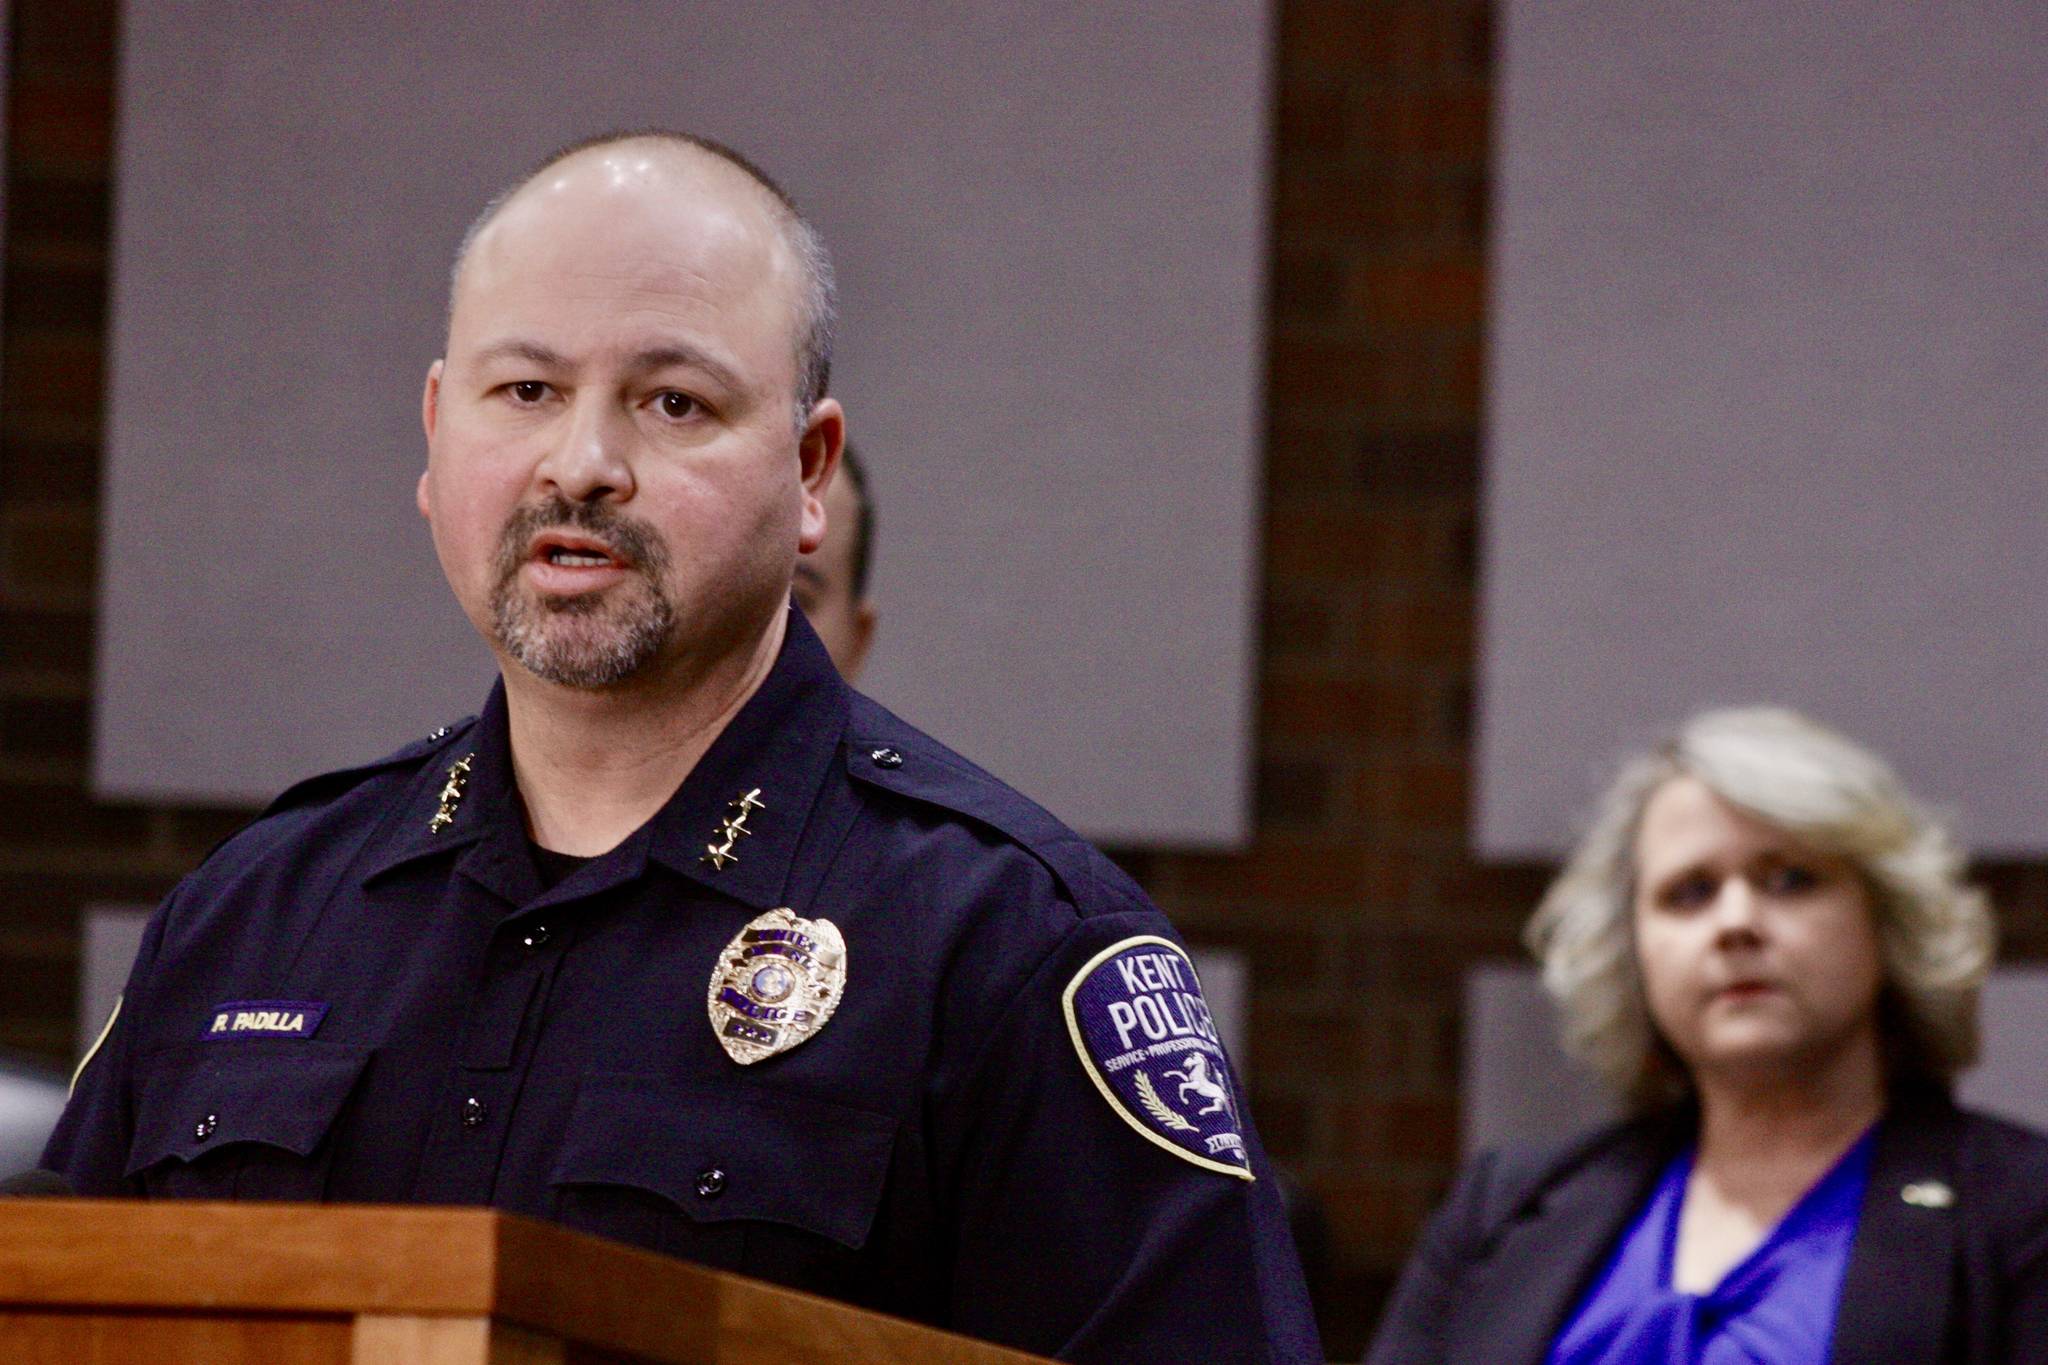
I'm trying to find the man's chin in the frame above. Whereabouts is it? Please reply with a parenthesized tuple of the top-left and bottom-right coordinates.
(508, 647, 657, 691)
(494, 612, 672, 690)
(529, 591, 608, 617)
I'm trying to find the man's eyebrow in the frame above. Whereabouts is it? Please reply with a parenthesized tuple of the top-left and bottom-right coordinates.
(466, 339, 748, 394)
(470, 339, 571, 369)
(627, 345, 745, 393)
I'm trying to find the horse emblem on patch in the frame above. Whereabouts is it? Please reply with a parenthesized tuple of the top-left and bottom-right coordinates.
(1062, 935, 1253, 1180)
(707, 908, 847, 1065)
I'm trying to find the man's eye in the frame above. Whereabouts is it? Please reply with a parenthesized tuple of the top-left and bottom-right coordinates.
(655, 391, 700, 420)
(508, 381, 548, 403)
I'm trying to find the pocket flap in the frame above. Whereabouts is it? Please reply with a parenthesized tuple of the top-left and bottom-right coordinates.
(126, 1041, 371, 1178)
(549, 1074, 896, 1250)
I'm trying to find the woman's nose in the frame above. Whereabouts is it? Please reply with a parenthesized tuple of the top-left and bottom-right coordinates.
(1709, 878, 1763, 940)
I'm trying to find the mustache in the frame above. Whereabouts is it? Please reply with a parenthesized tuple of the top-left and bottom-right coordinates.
(492, 497, 669, 583)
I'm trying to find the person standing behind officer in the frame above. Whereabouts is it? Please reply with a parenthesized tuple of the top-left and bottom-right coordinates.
(44, 132, 1320, 1364)
(792, 439, 878, 679)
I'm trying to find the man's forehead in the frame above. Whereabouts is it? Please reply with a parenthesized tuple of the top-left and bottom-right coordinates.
(500, 141, 780, 238)
(451, 143, 802, 341)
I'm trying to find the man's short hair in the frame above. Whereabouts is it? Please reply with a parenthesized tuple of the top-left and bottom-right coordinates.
(838, 440, 877, 599)
(450, 129, 838, 423)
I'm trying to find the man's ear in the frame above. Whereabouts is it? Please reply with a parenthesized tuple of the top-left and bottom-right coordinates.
(421, 359, 444, 440)
(797, 398, 845, 556)
(417, 361, 444, 521)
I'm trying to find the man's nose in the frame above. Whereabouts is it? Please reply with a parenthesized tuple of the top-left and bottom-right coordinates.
(536, 394, 635, 502)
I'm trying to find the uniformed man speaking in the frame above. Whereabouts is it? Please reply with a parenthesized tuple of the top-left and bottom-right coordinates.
(44, 132, 1321, 1363)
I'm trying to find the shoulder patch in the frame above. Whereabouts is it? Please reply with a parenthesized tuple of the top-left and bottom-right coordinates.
(69, 993, 122, 1101)
(1063, 935, 1253, 1180)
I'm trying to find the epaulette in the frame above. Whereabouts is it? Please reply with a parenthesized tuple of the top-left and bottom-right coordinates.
(196, 714, 481, 863)
(843, 698, 1118, 907)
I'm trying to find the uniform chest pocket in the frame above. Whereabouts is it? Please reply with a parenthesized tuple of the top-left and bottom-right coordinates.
(125, 1041, 371, 1201)
(548, 1073, 898, 1290)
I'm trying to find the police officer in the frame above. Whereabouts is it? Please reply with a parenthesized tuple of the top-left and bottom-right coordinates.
(45, 131, 1321, 1363)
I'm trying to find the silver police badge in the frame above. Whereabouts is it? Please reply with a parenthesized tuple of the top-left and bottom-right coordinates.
(707, 908, 847, 1065)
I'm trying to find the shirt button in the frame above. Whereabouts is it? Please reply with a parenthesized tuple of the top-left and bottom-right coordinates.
(522, 924, 552, 948)
(462, 1097, 488, 1128)
(695, 1167, 727, 1198)
(194, 1114, 217, 1141)
(869, 747, 903, 769)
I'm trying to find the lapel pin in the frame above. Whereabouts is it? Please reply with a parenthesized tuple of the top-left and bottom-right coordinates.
(701, 789, 766, 870)
(427, 753, 475, 834)
(1900, 1180, 1954, 1209)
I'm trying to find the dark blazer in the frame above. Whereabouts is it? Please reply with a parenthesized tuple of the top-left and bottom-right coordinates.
(1366, 1089, 2048, 1365)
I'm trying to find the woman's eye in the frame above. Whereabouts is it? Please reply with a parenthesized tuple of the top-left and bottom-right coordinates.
(1659, 872, 1717, 910)
(1760, 863, 1821, 895)
(508, 381, 548, 403)
(655, 391, 700, 420)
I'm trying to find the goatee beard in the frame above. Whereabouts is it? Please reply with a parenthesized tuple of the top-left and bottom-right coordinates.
(487, 497, 676, 688)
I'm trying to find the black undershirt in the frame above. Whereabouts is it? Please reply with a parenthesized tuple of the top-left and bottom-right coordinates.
(529, 843, 595, 891)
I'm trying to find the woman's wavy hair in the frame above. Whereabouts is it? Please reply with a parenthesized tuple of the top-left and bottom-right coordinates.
(1525, 706, 1995, 1111)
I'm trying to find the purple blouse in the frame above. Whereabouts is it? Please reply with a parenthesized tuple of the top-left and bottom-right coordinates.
(1547, 1128, 1876, 1365)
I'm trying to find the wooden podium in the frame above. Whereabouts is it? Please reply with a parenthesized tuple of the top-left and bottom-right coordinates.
(0, 1200, 1051, 1364)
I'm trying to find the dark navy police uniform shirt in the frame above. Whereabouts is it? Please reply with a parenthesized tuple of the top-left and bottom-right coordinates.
(46, 613, 1321, 1364)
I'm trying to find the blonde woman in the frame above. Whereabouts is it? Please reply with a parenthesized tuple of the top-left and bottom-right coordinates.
(1367, 708, 2048, 1365)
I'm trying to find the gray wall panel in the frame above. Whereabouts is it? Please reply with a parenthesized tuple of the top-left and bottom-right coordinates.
(1479, 3, 2048, 856)
(96, 2, 1271, 846)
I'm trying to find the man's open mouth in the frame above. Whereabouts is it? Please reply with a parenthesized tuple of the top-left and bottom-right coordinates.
(531, 533, 627, 569)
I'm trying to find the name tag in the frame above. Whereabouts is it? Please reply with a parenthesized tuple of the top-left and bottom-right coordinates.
(203, 1000, 329, 1040)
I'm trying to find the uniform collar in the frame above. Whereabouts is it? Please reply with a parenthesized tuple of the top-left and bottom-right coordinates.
(642, 608, 851, 908)
(358, 608, 850, 914)
(358, 681, 520, 891)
